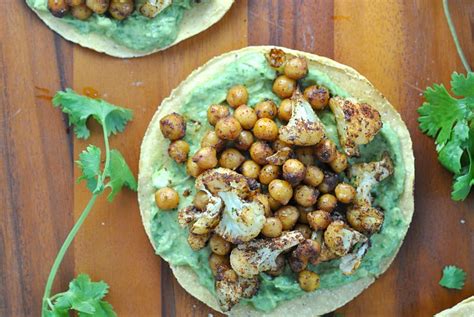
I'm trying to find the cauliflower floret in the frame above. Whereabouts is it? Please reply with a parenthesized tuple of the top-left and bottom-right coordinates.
(324, 220, 367, 257)
(329, 97, 382, 156)
(339, 242, 369, 275)
(215, 269, 259, 312)
(215, 191, 265, 244)
(266, 147, 294, 165)
(140, 0, 172, 18)
(177, 192, 222, 235)
(279, 89, 326, 146)
(230, 231, 305, 278)
(196, 167, 250, 198)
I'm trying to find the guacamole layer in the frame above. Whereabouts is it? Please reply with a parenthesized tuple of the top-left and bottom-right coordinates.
(149, 52, 407, 312)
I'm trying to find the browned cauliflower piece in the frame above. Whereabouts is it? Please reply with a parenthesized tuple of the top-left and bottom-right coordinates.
(215, 269, 259, 312)
(323, 220, 367, 257)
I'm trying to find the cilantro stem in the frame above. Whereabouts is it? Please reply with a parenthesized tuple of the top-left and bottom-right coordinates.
(42, 193, 99, 315)
(102, 125, 111, 182)
(443, 0, 472, 73)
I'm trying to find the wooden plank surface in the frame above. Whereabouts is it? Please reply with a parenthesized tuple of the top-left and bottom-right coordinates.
(1, 0, 473, 316)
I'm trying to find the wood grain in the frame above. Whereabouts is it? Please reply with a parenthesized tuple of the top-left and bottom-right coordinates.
(1, 1, 473, 316)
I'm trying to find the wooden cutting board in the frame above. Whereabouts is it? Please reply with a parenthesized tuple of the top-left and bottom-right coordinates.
(1, 1, 473, 316)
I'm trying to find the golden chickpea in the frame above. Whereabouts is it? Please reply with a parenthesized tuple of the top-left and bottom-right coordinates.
(268, 196, 282, 211)
(168, 140, 189, 163)
(220, 269, 238, 282)
(284, 56, 308, 80)
(86, 0, 109, 14)
(298, 270, 320, 292)
(268, 179, 293, 205)
(192, 147, 218, 170)
(235, 130, 254, 151)
(187, 232, 210, 251)
(48, 0, 69, 17)
(254, 193, 272, 217)
(233, 105, 257, 130)
(278, 98, 293, 122)
(186, 158, 203, 177)
(160, 112, 186, 141)
(249, 141, 274, 165)
(295, 147, 315, 166)
(334, 183, 356, 204)
(261, 217, 283, 238)
(109, 0, 134, 20)
(67, 0, 83, 6)
(298, 206, 312, 224)
(307, 210, 331, 231)
(317, 194, 338, 212)
(71, 3, 93, 20)
(155, 187, 179, 210)
(289, 254, 308, 273)
(304, 165, 324, 187)
(295, 224, 312, 239)
(303, 85, 330, 110)
(209, 253, 230, 276)
(318, 171, 339, 193)
(253, 118, 279, 141)
(241, 160, 261, 179)
(209, 234, 231, 255)
(201, 130, 225, 152)
(255, 100, 278, 119)
(215, 117, 242, 140)
(272, 139, 291, 152)
(226, 85, 248, 108)
(275, 206, 299, 230)
(259, 164, 280, 185)
(282, 159, 306, 186)
(207, 104, 230, 126)
(294, 185, 319, 207)
(193, 190, 209, 210)
(273, 75, 296, 99)
(315, 139, 337, 163)
(219, 148, 245, 170)
(329, 151, 348, 173)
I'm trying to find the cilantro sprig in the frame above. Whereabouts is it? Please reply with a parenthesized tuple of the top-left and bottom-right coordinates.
(42, 89, 137, 316)
(417, 1, 474, 201)
(439, 265, 467, 290)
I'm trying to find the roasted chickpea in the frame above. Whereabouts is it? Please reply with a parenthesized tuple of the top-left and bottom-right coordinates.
(315, 139, 337, 163)
(201, 130, 225, 152)
(193, 190, 209, 210)
(86, 0, 109, 14)
(318, 171, 339, 193)
(67, 0, 84, 5)
(253, 118, 279, 141)
(289, 255, 308, 273)
(266, 254, 285, 276)
(298, 270, 320, 292)
(226, 85, 248, 108)
(218, 148, 245, 170)
(241, 160, 261, 179)
(303, 85, 329, 110)
(329, 151, 348, 173)
(304, 165, 324, 187)
(335, 183, 356, 204)
(254, 193, 272, 217)
(232, 105, 256, 130)
(71, 3, 93, 19)
(317, 194, 338, 212)
(207, 104, 230, 126)
(187, 232, 210, 251)
(273, 75, 296, 99)
(249, 141, 274, 165)
(294, 185, 319, 207)
(192, 147, 218, 170)
(48, 0, 69, 17)
(268, 179, 293, 205)
(307, 210, 331, 231)
(282, 159, 306, 186)
(262, 217, 283, 238)
(209, 234, 231, 255)
(293, 239, 321, 264)
(160, 112, 186, 141)
(186, 157, 203, 177)
(268, 196, 282, 211)
(109, 0, 134, 20)
(219, 269, 239, 283)
(232, 131, 253, 151)
(255, 100, 278, 119)
(295, 224, 312, 239)
(259, 164, 280, 185)
(168, 140, 190, 163)
(284, 56, 308, 80)
(209, 253, 230, 276)
(215, 117, 242, 140)
(155, 187, 179, 210)
(298, 206, 312, 224)
(277, 98, 293, 122)
(275, 206, 299, 230)
(295, 147, 314, 166)
(272, 139, 291, 152)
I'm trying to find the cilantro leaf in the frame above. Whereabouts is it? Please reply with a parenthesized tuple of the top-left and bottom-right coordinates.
(104, 149, 137, 201)
(53, 89, 133, 139)
(452, 127, 474, 200)
(77, 145, 103, 193)
(439, 265, 467, 290)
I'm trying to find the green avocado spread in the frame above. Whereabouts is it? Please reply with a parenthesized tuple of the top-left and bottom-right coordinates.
(149, 52, 408, 312)
(27, 0, 194, 51)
